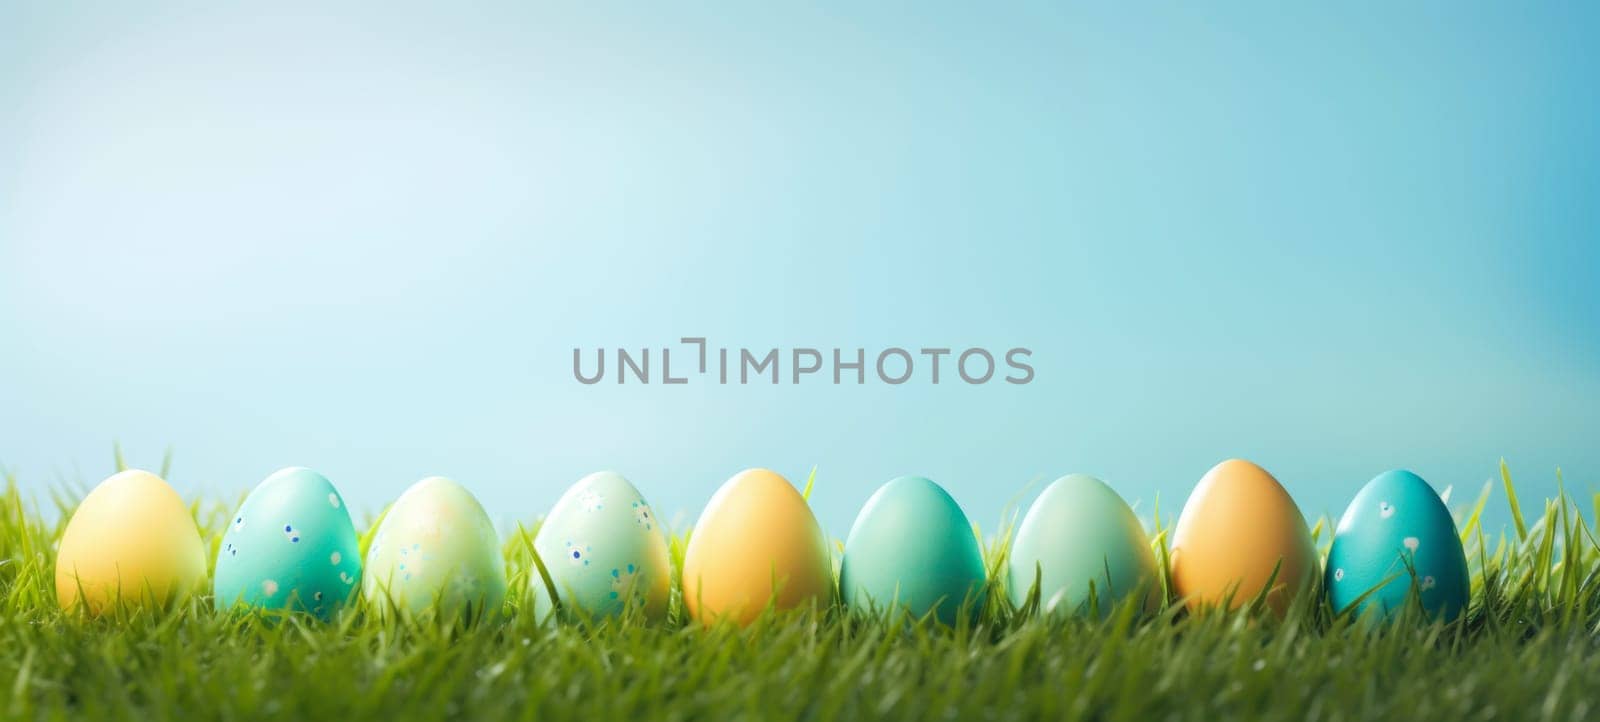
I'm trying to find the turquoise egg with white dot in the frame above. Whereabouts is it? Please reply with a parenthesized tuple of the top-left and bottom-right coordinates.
(1326, 469, 1469, 621)
(531, 471, 672, 621)
(213, 467, 362, 619)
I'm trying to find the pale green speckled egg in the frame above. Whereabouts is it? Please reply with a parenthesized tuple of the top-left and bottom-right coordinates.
(214, 467, 362, 619)
(362, 476, 507, 619)
(531, 471, 672, 620)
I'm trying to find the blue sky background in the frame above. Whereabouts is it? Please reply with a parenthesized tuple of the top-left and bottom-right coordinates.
(2, 3, 1596, 540)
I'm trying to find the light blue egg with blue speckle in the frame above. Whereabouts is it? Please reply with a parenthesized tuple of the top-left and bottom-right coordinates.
(1326, 469, 1468, 621)
(531, 471, 672, 621)
(214, 467, 362, 619)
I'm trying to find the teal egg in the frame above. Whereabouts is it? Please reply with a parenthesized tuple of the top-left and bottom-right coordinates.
(531, 471, 672, 620)
(213, 467, 362, 619)
(839, 476, 987, 624)
(1326, 470, 1469, 621)
(1006, 474, 1159, 616)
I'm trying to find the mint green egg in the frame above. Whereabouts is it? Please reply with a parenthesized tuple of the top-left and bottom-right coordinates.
(213, 467, 362, 620)
(361, 476, 507, 619)
(531, 471, 672, 620)
(839, 476, 987, 624)
(1006, 474, 1159, 616)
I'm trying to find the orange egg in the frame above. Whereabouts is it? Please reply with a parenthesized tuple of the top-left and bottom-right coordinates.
(1170, 459, 1318, 617)
(681, 468, 833, 626)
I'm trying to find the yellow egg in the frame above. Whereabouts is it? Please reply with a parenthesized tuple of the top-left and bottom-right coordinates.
(1169, 459, 1318, 617)
(55, 469, 207, 613)
(681, 468, 833, 626)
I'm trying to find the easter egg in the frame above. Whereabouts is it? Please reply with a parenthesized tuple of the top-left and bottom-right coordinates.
(213, 467, 362, 619)
(531, 471, 671, 620)
(1326, 470, 1469, 621)
(681, 468, 832, 626)
(1170, 459, 1318, 616)
(1006, 473, 1159, 616)
(362, 476, 507, 618)
(838, 476, 985, 624)
(55, 469, 207, 613)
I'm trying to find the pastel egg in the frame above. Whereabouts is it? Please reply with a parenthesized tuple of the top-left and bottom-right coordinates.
(1006, 473, 1159, 616)
(531, 471, 672, 620)
(1170, 459, 1318, 616)
(362, 476, 507, 618)
(213, 467, 362, 619)
(839, 476, 986, 624)
(1326, 469, 1469, 621)
(55, 469, 207, 613)
(681, 468, 832, 626)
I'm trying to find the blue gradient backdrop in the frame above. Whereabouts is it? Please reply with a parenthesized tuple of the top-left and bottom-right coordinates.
(2, 3, 1596, 538)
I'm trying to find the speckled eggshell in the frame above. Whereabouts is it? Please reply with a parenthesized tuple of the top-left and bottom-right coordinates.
(1006, 474, 1159, 616)
(681, 468, 833, 626)
(1170, 459, 1319, 617)
(55, 469, 207, 613)
(839, 476, 986, 624)
(362, 476, 507, 618)
(531, 471, 672, 620)
(1326, 469, 1469, 621)
(213, 467, 362, 619)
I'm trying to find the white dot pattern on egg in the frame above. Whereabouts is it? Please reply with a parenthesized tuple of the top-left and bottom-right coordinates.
(1333, 568, 1345, 582)
(1403, 537, 1420, 552)
(262, 579, 279, 597)
(330, 551, 342, 565)
(328, 493, 341, 508)
(1379, 501, 1395, 519)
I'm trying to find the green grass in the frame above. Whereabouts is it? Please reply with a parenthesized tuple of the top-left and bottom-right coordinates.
(0, 460, 1598, 721)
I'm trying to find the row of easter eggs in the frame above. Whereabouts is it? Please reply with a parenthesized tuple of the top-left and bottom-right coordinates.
(53, 459, 1470, 624)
